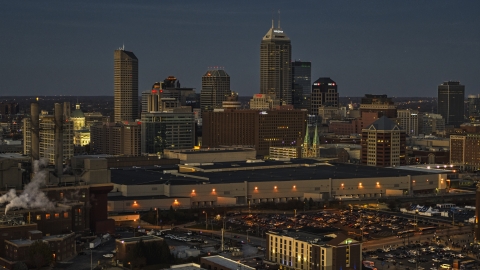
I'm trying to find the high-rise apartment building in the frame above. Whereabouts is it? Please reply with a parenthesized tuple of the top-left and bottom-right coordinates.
(311, 77, 339, 116)
(23, 104, 74, 164)
(361, 116, 406, 167)
(114, 49, 138, 123)
(200, 69, 231, 111)
(90, 122, 141, 156)
(437, 81, 465, 127)
(292, 61, 311, 109)
(260, 21, 292, 105)
(397, 109, 419, 136)
(202, 108, 306, 156)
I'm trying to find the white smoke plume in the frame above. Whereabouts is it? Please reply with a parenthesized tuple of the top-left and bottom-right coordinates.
(0, 158, 55, 214)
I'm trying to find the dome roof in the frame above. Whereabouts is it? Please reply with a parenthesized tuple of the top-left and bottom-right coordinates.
(71, 104, 85, 118)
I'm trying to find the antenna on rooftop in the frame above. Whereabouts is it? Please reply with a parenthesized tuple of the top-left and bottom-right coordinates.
(278, 10, 281, 28)
(272, 10, 274, 28)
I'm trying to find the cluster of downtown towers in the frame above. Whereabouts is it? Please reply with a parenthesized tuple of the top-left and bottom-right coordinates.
(113, 21, 467, 129)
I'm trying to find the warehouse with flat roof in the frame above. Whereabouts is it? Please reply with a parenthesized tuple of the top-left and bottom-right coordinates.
(107, 159, 450, 212)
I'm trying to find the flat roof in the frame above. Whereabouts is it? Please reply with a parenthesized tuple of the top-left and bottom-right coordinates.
(0, 153, 29, 159)
(117, 235, 162, 243)
(267, 230, 330, 244)
(202, 256, 255, 270)
(180, 149, 255, 155)
(8, 232, 74, 246)
(111, 160, 438, 186)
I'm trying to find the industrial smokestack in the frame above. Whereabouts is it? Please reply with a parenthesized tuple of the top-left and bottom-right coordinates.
(30, 102, 40, 164)
(54, 103, 63, 182)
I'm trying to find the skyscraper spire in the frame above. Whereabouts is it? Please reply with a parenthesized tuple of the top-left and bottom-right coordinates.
(278, 10, 281, 28)
(271, 9, 274, 28)
(313, 124, 319, 146)
(303, 125, 310, 148)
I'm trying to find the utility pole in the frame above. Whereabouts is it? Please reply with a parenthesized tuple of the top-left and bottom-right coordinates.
(294, 209, 297, 229)
(221, 215, 225, 252)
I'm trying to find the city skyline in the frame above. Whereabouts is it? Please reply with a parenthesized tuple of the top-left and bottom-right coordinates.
(1, 1, 479, 97)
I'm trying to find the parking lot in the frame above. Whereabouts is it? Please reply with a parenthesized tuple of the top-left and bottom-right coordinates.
(220, 208, 454, 242)
(364, 241, 476, 270)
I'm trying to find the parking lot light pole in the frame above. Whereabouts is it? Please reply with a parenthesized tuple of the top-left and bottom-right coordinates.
(203, 211, 208, 230)
(89, 243, 94, 270)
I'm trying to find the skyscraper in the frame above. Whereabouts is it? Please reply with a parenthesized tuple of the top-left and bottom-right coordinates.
(114, 48, 138, 123)
(437, 81, 465, 127)
(311, 77, 339, 116)
(260, 21, 292, 105)
(467, 94, 480, 120)
(292, 61, 311, 109)
(200, 68, 231, 111)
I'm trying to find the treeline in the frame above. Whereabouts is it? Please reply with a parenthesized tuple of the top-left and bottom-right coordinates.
(124, 239, 174, 268)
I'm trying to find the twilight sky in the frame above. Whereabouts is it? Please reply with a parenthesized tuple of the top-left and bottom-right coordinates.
(1, 1, 479, 97)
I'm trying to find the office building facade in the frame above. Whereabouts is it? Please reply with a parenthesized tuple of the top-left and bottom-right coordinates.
(311, 77, 339, 116)
(260, 21, 292, 105)
(249, 94, 280, 110)
(202, 108, 306, 156)
(437, 81, 465, 127)
(141, 110, 195, 155)
(467, 94, 480, 120)
(397, 109, 419, 136)
(450, 134, 480, 171)
(114, 49, 138, 123)
(292, 61, 311, 109)
(200, 69, 231, 111)
(360, 94, 397, 118)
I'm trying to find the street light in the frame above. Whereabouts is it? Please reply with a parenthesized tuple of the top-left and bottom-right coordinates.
(203, 211, 208, 230)
(89, 242, 94, 270)
(415, 209, 419, 231)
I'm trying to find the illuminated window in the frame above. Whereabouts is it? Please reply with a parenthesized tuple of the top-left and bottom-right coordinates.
(54, 213, 59, 219)
(36, 215, 41, 220)
(64, 212, 68, 218)
(46, 214, 51, 220)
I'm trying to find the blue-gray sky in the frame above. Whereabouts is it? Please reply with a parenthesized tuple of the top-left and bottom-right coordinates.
(1, 0, 479, 97)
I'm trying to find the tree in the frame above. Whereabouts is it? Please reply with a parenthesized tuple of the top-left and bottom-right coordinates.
(388, 201, 397, 211)
(26, 240, 52, 269)
(13, 262, 28, 270)
(308, 198, 315, 209)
